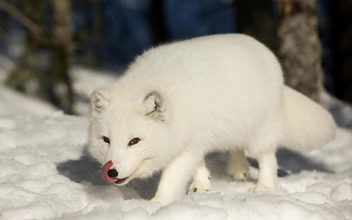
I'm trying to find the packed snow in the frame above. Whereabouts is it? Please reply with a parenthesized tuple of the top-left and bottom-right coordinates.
(0, 66, 351, 219)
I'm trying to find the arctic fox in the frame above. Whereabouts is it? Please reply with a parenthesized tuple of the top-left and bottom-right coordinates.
(88, 34, 336, 205)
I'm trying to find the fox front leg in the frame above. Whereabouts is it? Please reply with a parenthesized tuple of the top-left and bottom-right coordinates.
(151, 152, 202, 206)
(188, 158, 211, 193)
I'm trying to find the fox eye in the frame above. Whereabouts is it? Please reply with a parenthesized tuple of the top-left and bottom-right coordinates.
(102, 136, 110, 144)
(128, 138, 140, 146)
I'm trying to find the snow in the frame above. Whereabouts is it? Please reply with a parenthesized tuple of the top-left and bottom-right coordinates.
(0, 67, 352, 219)
(71, 67, 118, 115)
(0, 86, 57, 116)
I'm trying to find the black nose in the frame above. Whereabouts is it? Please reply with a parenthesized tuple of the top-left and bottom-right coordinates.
(107, 169, 118, 178)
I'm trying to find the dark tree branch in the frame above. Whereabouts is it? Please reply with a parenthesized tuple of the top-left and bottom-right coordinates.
(0, 0, 42, 40)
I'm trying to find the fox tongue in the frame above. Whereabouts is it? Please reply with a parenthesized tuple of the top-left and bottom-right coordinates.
(102, 160, 118, 183)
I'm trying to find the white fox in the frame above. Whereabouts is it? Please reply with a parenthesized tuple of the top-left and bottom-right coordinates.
(88, 34, 336, 206)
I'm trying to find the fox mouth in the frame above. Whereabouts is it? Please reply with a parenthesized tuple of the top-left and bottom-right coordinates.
(113, 177, 129, 185)
(102, 160, 132, 185)
(103, 173, 130, 186)
(102, 158, 151, 185)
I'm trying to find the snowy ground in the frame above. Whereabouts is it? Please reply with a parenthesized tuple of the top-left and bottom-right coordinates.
(0, 67, 351, 219)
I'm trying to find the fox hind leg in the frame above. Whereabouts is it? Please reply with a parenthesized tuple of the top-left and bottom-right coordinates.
(226, 149, 249, 182)
(251, 150, 277, 192)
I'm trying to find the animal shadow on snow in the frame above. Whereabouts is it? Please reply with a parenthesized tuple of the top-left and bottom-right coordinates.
(57, 147, 160, 200)
(57, 146, 330, 200)
(275, 148, 331, 174)
(327, 102, 352, 129)
(206, 148, 331, 182)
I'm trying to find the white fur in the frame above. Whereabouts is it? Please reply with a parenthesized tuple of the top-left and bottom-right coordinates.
(88, 34, 337, 206)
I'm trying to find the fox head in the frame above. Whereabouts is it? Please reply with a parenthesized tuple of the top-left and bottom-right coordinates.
(88, 88, 172, 185)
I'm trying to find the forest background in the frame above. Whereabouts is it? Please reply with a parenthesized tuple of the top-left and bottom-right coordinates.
(0, 0, 351, 114)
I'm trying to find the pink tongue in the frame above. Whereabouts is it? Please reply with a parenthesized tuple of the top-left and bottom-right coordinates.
(102, 160, 118, 183)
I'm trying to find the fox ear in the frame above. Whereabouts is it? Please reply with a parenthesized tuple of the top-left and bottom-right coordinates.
(144, 91, 165, 121)
(90, 89, 109, 116)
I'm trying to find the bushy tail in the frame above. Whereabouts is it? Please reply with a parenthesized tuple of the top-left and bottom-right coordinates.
(280, 86, 337, 151)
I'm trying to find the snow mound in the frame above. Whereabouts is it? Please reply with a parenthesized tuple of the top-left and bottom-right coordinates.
(0, 113, 351, 219)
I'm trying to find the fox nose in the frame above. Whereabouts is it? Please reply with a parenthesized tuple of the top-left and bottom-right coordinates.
(107, 169, 118, 178)
(102, 160, 119, 183)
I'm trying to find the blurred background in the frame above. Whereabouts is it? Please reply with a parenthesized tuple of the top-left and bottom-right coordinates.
(0, 0, 351, 115)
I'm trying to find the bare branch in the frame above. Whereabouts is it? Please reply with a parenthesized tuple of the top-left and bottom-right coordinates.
(0, 0, 42, 40)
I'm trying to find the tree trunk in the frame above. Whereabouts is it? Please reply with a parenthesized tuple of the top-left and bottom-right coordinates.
(278, 0, 323, 102)
(50, 0, 74, 113)
(2, 0, 75, 113)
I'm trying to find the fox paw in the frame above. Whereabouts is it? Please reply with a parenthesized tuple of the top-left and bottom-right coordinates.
(251, 183, 274, 193)
(188, 176, 211, 193)
(150, 196, 172, 206)
(228, 169, 248, 182)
